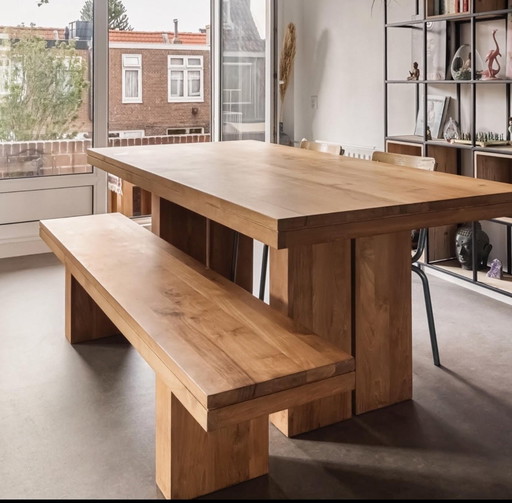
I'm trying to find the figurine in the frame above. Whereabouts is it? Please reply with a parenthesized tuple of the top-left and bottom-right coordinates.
(487, 258, 503, 279)
(426, 125, 432, 141)
(455, 222, 492, 270)
(508, 116, 512, 139)
(480, 29, 501, 80)
(407, 61, 420, 80)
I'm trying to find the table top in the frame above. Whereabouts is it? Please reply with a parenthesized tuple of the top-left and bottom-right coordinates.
(88, 140, 512, 248)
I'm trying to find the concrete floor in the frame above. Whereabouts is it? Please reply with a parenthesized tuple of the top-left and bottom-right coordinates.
(1, 252, 511, 499)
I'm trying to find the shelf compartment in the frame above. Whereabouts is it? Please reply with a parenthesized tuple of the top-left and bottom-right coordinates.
(427, 258, 512, 294)
(425, 0, 509, 17)
(475, 150, 512, 180)
(386, 139, 423, 156)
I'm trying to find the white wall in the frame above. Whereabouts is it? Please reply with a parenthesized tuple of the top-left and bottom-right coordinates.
(279, 0, 385, 150)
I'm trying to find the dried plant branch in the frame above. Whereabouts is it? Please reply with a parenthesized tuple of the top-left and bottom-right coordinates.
(279, 22, 296, 105)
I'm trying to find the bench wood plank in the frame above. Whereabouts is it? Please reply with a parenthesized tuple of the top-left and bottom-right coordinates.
(40, 212, 355, 499)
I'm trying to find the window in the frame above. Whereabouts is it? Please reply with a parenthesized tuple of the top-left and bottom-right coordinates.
(0, 57, 9, 96)
(223, 62, 253, 105)
(0, 34, 10, 96)
(122, 54, 142, 103)
(109, 130, 144, 139)
(168, 56, 203, 102)
(167, 127, 204, 135)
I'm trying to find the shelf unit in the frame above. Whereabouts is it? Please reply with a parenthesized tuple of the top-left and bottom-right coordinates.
(384, 0, 512, 297)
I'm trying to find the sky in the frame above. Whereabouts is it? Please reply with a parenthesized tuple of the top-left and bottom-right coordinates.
(1, 0, 212, 32)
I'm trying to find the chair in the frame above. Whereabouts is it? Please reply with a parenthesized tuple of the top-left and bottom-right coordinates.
(257, 139, 345, 301)
(299, 138, 345, 155)
(371, 150, 441, 367)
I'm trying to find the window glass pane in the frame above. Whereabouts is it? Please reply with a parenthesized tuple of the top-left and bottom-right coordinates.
(221, 0, 265, 141)
(188, 58, 201, 66)
(188, 70, 201, 96)
(0, 58, 9, 95)
(170, 57, 184, 66)
(125, 70, 139, 98)
(0, 1, 93, 178)
(123, 55, 140, 67)
(171, 71, 184, 97)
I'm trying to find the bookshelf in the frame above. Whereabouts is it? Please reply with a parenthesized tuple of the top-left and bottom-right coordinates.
(384, 0, 512, 297)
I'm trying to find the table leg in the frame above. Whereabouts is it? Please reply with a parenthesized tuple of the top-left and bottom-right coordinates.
(269, 240, 353, 437)
(269, 231, 412, 435)
(354, 231, 412, 415)
(151, 195, 253, 293)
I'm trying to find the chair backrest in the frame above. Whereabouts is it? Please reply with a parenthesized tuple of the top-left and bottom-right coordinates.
(372, 151, 437, 261)
(371, 150, 437, 171)
(300, 138, 344, 156)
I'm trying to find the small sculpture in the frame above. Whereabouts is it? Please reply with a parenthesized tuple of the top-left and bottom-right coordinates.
(426, 125, 432, 141)
(443, 117, 460, 142)
(407, 61, 420, 80)
(480, 29, 501, 80)
(487, 258, 503, 279)
(508, 116, 512, 140)
(455, 222, 492, 270)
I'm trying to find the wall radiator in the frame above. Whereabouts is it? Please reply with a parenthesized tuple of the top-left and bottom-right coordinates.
(293, 140, 376, 160)
(342, 144, 377, 160)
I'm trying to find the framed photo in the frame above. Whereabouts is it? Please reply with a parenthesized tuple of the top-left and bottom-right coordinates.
(414, 95, 450, 139)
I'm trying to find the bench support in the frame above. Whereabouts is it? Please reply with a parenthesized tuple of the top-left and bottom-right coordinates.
(65, 271, 119, 343)
(155, 376, 269, 499)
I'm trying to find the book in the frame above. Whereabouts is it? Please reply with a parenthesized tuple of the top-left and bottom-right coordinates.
(414, 95, 451, 139)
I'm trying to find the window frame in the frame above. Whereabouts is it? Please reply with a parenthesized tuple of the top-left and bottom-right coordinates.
(168, 55, 204, 103)
(122, 53, 142, 104)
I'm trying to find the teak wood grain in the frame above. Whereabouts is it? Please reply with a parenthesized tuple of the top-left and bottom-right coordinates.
(85, 140, 512, 435)
(87, 140, 512, 248)
(40, 213, 355, 415)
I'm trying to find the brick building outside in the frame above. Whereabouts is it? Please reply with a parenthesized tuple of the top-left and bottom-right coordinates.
(0, 22, 211, 141)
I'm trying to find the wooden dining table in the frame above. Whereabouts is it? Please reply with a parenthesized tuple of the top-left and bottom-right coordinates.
(87, 140, 512, 437)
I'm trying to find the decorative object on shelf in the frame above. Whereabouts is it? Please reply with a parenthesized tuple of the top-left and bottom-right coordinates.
(455, 222, 492, 271)
(414, 20, 447, 80)
(450, 130, 508, 147)
(414, 95, 450, 139)
(451, 44, 483, 80)
(480, 29, 502, 80)
(508, 116, 512, 139)
(487, 258, 503, 279)
(426, 125, 432, 140)
(407, 61, 420, 80)
(278, 22, 296, 146)
(443, 117, 460, 141)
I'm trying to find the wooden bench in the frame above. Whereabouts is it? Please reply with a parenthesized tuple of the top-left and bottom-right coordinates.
(39, 213, 355, 499)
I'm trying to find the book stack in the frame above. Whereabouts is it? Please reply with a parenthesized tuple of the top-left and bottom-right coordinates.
(434, 0, 470, 15)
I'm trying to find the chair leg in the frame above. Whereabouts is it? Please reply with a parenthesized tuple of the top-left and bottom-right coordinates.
(231, 231, 240, 283)
(258, 244, 269, 301)
(412, 264, 441, 367)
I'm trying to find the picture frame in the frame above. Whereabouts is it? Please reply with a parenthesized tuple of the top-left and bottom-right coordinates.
(414, 95, 450, 139)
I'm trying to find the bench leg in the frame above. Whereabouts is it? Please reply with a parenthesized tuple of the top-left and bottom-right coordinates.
(65, 270, 119, 344)
(155, 376, 269, 499)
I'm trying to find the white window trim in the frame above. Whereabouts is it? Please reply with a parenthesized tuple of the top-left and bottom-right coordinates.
(168, 55, 204, 103)
(109, 129, 145, 139)
(122, 53, 142, 104)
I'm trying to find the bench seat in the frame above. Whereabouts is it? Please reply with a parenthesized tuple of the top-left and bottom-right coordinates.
(40, 212, 355, 499)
